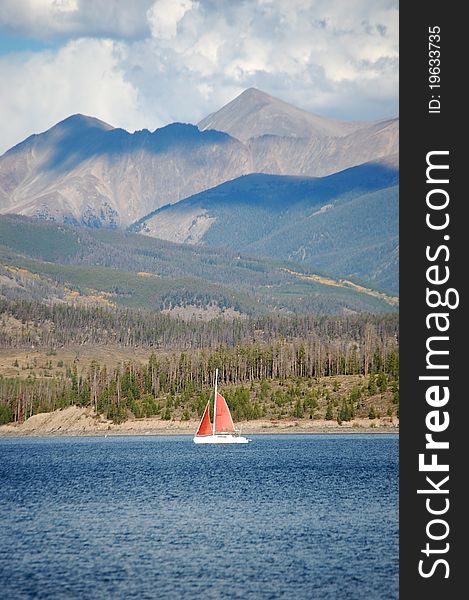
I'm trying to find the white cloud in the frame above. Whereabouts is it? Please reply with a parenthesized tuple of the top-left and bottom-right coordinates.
(120, 0, 398, 123)
(0, 0, 398, 153)
(0, 0, 154, 40)
(146, 0, 195, 40)
(0, 39, 148, 153)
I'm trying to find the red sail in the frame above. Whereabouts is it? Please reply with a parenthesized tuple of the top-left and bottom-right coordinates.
(195, 401, 212, 436)
(214, 393, 236, 433)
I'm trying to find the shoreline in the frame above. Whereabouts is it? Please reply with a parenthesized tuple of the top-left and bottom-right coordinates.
(0, 406, 399, 438)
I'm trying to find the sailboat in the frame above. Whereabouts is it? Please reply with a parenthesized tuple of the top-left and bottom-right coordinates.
(193, 369, 251, 444)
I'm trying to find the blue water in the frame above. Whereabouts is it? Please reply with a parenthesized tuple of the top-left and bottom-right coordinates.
(0, 434, 398, 599)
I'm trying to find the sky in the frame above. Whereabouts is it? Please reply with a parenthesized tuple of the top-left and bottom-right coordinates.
(0, 0, 398, 154)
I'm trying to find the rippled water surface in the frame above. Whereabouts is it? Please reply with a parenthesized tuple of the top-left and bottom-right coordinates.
(0, 434, 398, 599)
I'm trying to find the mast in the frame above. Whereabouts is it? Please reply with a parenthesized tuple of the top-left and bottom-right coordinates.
(212, 368, 218, 436)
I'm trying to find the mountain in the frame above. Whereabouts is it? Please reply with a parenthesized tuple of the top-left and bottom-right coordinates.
(0, 214, 397, 315)
(132, 159, 399, 294)
(0, 89, 398, 228)
(0, 117, 250, 228)
(199, 87, 398, 177)
(198, 88, 369, 141)
(248, 117, 398, 177)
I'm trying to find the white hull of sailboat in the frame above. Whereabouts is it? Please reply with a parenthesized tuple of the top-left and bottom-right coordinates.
(193, 434, 251, 444)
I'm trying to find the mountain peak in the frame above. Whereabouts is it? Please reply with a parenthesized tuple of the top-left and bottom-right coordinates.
(53, 114, 114, 132)
(198, 88, 368, 142)
(237, 87, 271, 100)
(3, 114, 114, 157)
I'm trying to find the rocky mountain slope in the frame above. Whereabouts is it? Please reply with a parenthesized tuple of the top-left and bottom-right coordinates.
(0, 117, 250, 227)
(198, 87, 368, 141)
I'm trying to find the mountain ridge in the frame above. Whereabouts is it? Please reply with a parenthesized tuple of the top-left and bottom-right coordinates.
(133, 160, 399, 294)
(0, 214, 397, 315)
(0, 88, 398, 228)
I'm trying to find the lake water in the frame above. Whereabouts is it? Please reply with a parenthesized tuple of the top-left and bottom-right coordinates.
(0, 434, 398, 599)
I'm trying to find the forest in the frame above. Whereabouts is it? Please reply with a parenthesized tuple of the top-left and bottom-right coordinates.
(0, 212, 399, 428)
(0, 297, 398, 350)
(0, 301, 399, 426)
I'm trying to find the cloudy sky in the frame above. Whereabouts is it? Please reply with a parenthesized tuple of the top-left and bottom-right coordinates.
(0, 0, 398, 154)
